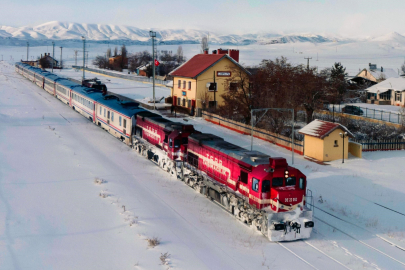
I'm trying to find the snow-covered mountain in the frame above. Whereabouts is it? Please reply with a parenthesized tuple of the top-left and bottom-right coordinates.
(0, 21, 350, 46)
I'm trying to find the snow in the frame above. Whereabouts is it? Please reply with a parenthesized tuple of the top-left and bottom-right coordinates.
(2, 49, 405, 268)
(366, 77, 405, 93)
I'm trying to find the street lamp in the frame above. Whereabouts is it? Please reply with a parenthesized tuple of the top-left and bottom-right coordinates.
(339, 132, 348, 163)
(27, 42, 29, 61)
(51, 41, 55, 73)
(82, 36, 86, 82)
(149, 30, 156, 110)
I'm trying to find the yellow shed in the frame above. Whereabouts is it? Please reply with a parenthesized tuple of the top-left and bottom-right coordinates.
(299, 119, 354, 162)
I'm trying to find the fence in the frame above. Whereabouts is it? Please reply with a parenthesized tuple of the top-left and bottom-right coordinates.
(351, 139, 405, 152)
(202, 111, 304, 155)
(325, 104, 403, 125)
(72, 66, 171, 86)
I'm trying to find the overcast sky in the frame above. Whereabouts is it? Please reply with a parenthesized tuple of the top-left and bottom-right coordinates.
(1, 0, 404, 37)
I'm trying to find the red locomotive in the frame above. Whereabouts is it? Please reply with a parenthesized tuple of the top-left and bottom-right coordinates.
(132, 115, 314, 241)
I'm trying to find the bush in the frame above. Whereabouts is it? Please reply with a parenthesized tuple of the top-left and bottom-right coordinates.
(147, 237, 160, 248)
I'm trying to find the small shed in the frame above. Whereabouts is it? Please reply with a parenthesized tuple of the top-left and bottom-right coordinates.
(299, 119, 355, 162)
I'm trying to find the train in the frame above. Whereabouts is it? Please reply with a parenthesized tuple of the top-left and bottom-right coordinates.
(15, 62, 314, 241)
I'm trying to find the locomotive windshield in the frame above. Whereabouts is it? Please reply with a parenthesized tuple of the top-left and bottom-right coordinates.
(286, 177, 296, 186)
(272, 177, 283, 187)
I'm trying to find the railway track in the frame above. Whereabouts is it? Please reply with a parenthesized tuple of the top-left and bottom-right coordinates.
(308, 203, 405, 268)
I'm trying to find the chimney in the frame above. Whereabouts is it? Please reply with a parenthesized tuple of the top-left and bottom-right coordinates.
(212, 50, 217, 54)
(204, 49, 208, 55)
(228, 49, 239, 62)
(381, 66, 383, 72)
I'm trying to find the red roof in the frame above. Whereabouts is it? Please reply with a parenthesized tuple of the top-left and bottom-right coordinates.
(169, 54, 226, 78)
(299, 119, 354, 139)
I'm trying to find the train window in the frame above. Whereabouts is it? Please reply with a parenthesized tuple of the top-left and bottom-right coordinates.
(119, 116, 122, 126)
(240, 171, 248, 184)
(262, 180, 271, 193)
(107, 111, 110, 119)
(174, 139, 180, 148)
(272, 177, 283, 187)
(111, 112, 114, 121)
(164, 135, 168, 143)
(286, 177, 296, 186)
(299, 178, 305, 189)
(252, 178, 259, 192)
(104, 108, 106, 117)
(123, 119, 127, 128)
(181, 137, 188, 145)
(169, 138, 173, 148)
(100, 106, 102, 115)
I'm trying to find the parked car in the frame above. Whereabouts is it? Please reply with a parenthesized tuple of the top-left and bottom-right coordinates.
(342, 105, 364, 116)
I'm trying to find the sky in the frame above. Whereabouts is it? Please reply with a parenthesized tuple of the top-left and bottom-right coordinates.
(1, 0, 405, 37)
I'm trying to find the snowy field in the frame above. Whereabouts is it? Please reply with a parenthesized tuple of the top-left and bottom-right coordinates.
(2, 37, 405, 76)
(2, 61, 405, 269)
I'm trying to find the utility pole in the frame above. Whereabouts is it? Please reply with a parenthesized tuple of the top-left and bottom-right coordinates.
(27, 42, 29, 61)
(82, 36, 85, 81)
(304, 57, 312, 70)
(150, 31, 156, 110)
(59, 47, 63, 69)
(52, 41, 55, 73)
(74, 50, 78, 66)
(213, 70, 216, 109)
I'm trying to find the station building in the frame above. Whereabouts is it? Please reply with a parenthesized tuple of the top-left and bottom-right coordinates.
(169, 49, 250, 114)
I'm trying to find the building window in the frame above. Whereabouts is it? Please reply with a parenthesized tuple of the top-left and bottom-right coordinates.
(177, 97, 181, 106)
(183, 81, 186, 89)
(182, 91, 186, 96)
(188, 81, 191, 90)
(208, 101, 217, 108)
(178, 80, 181, 88)
(334, 140, 338, 147)
(229, 82, 238, 91)
(395, 92, 402, 101)
(379, 91, 391, 101)
(182, 99, 186, 107)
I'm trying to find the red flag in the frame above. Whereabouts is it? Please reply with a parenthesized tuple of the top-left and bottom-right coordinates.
(154, 59, 160, 66)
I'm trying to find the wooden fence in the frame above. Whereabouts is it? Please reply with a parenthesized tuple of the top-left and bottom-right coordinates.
(202, 111, 304, 155)
(351, 139, 405, 152)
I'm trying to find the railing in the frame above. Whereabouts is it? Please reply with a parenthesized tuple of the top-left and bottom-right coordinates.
(202, 111, 304, 155)
(72, 66, 171, 86)
(325, 104, 403, 124)
(351, 139, 405, 151)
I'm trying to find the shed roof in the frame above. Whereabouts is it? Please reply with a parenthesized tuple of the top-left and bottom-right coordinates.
(169, 54, 250, 78)
(299, 119, 354, 139)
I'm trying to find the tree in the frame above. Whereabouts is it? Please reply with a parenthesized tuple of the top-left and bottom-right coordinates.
(39, 57, 51, 69)
(401, 60, 405, 75)
(330, 62, 348, 102)
(128, 50, 152, 72)
(106, 48, 111, 58)
(120, 44, 127, 69)
(176, 46, 184, 63)
(113, 47, 118, 57)
(93, 55, 108, 69)
(200, 36, 208, 53)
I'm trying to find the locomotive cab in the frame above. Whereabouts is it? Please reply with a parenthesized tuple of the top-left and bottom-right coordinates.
(163, 124, 195, 160)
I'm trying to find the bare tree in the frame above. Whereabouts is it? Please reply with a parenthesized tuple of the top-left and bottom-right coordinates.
(106, 48, 111, 58)
(377, 73, 386, 82)
(93, 55, 108, 69)
(128, 51, 152, 72)
(120, 44, 127, 69)
(113, 46, 118, 57)
(201, 36, 208, 53)
(401, 60, 405, 75)
(39, 57, 51, 69)
(176, 46, 184, 63)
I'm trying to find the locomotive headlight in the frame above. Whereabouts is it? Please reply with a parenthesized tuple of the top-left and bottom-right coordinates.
(285, 169, 289, 178)
(305, 221, 314, 228)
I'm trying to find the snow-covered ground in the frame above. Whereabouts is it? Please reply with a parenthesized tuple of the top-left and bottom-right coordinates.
(2, 61, 405, 269)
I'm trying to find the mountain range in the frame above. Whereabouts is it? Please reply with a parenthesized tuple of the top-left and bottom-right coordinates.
(1, 21, 405, 47)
